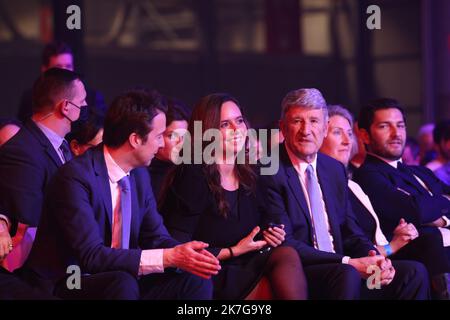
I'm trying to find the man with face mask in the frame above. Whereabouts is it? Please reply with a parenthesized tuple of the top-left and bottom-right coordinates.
(0, 68, 86, 272)
(17, 41, 106, 124)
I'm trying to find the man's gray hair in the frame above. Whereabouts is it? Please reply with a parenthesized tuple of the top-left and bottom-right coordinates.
(281, 88, 328, 120)
(327, 104, 354, 127)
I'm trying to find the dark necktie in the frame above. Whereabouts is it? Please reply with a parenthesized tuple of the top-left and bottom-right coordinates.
(59, 140, 72, 163)
(305, 165, 334, 252)
(397, 162, 429, 193)
(118, 176, 131, 249)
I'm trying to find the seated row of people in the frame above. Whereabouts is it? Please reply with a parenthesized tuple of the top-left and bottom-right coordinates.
(0, 68, 448, 299)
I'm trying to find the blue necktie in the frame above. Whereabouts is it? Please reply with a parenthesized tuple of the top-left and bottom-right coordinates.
(118, 176, 131, 249)
(305, 165, 334, 252)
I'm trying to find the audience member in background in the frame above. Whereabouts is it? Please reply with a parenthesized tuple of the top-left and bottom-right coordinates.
(259, 88, 429, 300)
(0, 69, 86, 271)
(66, 112, 104, 156)
(417, 123, 437, 165)
(148, 97, 190, 199)
(403, 137, 421, 166)
(0, 119, 22, 147)
(426, 120, 450, 185)
(161, 93, 307, 300)
(17, 41, 107, 123)
(23, 89, 220, 300)
(320, 104, 449, 299)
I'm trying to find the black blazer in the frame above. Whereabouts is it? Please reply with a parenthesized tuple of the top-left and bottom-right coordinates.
(258, 145, 375, 267)
(348, 188, 382, 243)
(353, 154, 450, 238)
(0, 120, 65, 226)
(161, 164, 266, 256)
(24, 145, 178, 288)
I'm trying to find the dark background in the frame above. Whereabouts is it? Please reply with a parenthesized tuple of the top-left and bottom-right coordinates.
(1, 0, 449, 134)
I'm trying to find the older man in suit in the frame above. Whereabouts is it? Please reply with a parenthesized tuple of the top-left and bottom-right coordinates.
(259, 88, 429, 299)
(23, 89, 220, 300)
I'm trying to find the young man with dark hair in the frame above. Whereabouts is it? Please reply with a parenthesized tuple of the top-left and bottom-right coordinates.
(354, 98, 450, 297)
(23, 89, 220, 300)
(0, 68, 86, 299)
(0, 68, 86, 227)
(355, 98, 450, 236)
(17, 41, 107, 123)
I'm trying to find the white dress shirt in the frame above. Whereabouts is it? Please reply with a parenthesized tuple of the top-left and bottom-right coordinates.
(104, 146, 164, 275)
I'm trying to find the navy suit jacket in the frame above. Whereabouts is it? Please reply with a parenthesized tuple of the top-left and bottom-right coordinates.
(0, 120, 64, 226)
(258, 145, 375, 267)
(24, 145, 178, 288)
(353, 154, 450, 238)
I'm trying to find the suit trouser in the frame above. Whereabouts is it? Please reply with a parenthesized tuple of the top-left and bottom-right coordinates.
(0, 267, 57, 300)
(54, 270, 213, 300)
(304, 260, 429, 300)
(391, 231, 450, 276)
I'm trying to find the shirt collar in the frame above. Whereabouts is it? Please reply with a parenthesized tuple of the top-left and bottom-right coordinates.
(285, 145, 318, 175)
(103, 145, 129, 184)
(368, 152, 402, 169)
(34, 120, 65, 151)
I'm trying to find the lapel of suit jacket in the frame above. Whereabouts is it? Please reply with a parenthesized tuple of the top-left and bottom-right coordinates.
(409, 166, 436, 194)
(129, 171, 140, 247)
(316, 154, 342, 251)
(280, 145, 313, 230)
(92, 145, 113, 228)
(25, 120, 63, 167)
(367, 155, 428, 193)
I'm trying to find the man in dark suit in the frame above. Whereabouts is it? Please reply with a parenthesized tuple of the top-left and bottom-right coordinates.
(259, 88, 429, 299)
(23, 89, 220, 300)
(17, 41, 107, 124)
(320, 103, 450, 299)
(353, 98, 450, 241)
(353, 98, 450, 297)
(0, 68, 86, 228)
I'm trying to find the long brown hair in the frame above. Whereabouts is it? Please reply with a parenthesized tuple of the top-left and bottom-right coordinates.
(190, 93, 257, 217)
(159, 93, 257, 217)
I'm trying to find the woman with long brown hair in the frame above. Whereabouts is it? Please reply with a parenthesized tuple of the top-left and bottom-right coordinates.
(160, 93, 307, 299)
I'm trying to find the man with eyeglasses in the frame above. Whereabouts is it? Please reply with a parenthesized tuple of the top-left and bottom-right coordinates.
(0, 68, 86, 280)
